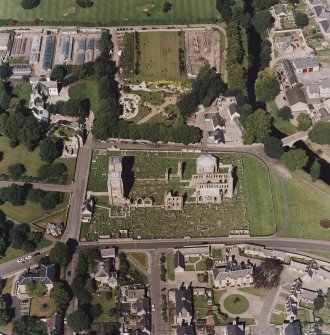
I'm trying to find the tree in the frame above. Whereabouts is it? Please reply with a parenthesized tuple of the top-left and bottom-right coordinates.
(27, 188, 45, 203)
(162, 1, 172, 13)
(295, 12, 309, 28)
(72, 65, 87, 80)
(51, 282, 71, 313)
(253, 259, 283, 289)
(309, 122, 330, 144)
(37, 163, 67, 182)
(10, 223, 30, 249)
(243, 109, 271, 144)
(13, 316, 47, 335)
(205, 258, 213, 270)
(67, 308, 90, 333)
(0, 63, 10, 80)
(76, 0, 93, 8)
(50, 65, 66, 82)
(26, 281, 46, 297)
(252, 10, 274, 37)
(297, 113, 312, 131)
(21, 0, 40, 9)
(7, 163, 26, 179)
(216, 0, 233, 22)
(40, 192, 62, 210)
(278, 106, 293, 120)
(0, 184, 28, 206)
(310, 160, 321, 182)
(22, 241, 36, 253)
(0, 296, 11, 325)
(49, 241, 70, 266)
(281, 148, 308, 171)
(264, 136, 284, 159)
(39, 137, 63, 163)
(314, 292, 325, 310)
(255, 68, 280, 102)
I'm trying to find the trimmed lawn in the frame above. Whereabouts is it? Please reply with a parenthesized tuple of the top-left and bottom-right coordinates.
(238, 286, 269, 297)
(185, 264, 195, 271)
(0, 136, 75, 181)
(212, 248, 222, 258)
(2, 276, 13, 294)
(275, 304, 285, 312)
(128, 252, 148, 269)
(0, 193, 69, 224)
(195, 260, 207, 271)
(242, 155, 276, 236)
(69, 79, 99, 112)
(270, 172, 285, 233)
(267, 101, 297, 135)
(0, 0, 218, 25)
(223, 294, 249, 314)
(213, 289, 226, 304)
(12, 82, 32, 107)
(299, 249, 330, 261)
(91, 290, 118, 324)
(283, 178, 330, 240)
(194, 295, 208, 319)
(270, 312, 285, 325)
(30, 296, 56, 318)
(166, 251, 175, 281)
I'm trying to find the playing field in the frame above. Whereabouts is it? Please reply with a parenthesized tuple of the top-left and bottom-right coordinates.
(0, 0, 218, 25)
(135, 31, 185, 80)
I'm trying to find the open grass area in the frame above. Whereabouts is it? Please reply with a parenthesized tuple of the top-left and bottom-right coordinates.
(166, 251, 175, 281)
(132, 31, 185, 81)
(270, 172, 285, 233)
(241, 155, 276, 236)
(68, 78, 99, 112)
(12, 82, 32, 107)
(2, 276, 13, 294)
(270, 312, 285, 325)
(0, 136, 75, 182)
(91, 290, 118, 324)
(30, 296, 56, 318)
(223, 294, 249, 315)
(0, 193, 69, 224)
(127, 252, 148, 269)
(194, 295, 208, 319)
(0, 0, 218, 25)
(213, 289, 226, 304)
(299, 249, 330, 261)
(238, 286, 269, 297)
(283, 178, 330, 240)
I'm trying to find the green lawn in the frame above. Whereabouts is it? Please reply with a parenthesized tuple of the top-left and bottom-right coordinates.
(213, 289, 226, 304)
(267, 101, 297, 135)
(270, 312, 285, 325)
(211, 248, 222, 258)
(284, 178, 330, 240)
(1, 276, 13, 294)
(270, 172, 285, 233)
(242, 155, 276, 236)
(0, 136, 75, 182)
(0, 0, 218, 25)
(238, 286, 269, 297)
(30, 296, 56, 317)
(223, 294, 249, 314)
(194, 295, 208, 319)
(69, 79, 99, 112)
(91, 290, 118, 324)
(12, 82, 32, 107)
(0, 193, 69, 224)
(299, 250, 330, 261)
(166, 251, 175, 281)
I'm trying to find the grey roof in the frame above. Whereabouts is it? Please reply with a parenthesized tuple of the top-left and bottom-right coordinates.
(282, 59, 298, 86)
(320, 20, 330, 33)
(0, 33, 9, 48)
(291, 278, 302, 298)
(100, 247, 116, 258)
(314, 5, 328, 18)
(209, 129, 225, 143)
(316, 267, 330, 280)
(175, 288, 193, 317)
(50, 313, 63, 335)
(301, 289, 318, 301)
(293, 58, 319, 70)
(285, 86, 307, 106)
(274, 4, 287, 15)
(94, 259, 111, 278)
(320, 78, 330, 89)
(137, 296, 150, 314)
(213, 267, 253, 281)
(205, 113, 225, 129)
(285, 297, 297, 316)
(309, 0, 322, 5)
(318, 108, 330, 120)
(174, 251, 185, 269)
(125, 288, 145, 300)
(18, 264, 56, 286)
(307, 84, 320, 94)
(175, 246, 210, 257)
(227, 324, 245, 335)
(283, 321, 302, 335)
(139, 313, 151, 331)
(277, 35, 292, 44)
(177, 325, 195, 335)
(228, 103, 239, 117)
(290, 260, 307, 271)
(43, 35, 55, 70)
(305, 259, 317, 277)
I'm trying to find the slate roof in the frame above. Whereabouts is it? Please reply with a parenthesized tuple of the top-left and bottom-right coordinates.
(94, 259, 111, 278)
(301, 289, 318, 301)
(50, 313, 63, 335)
(175, 246, 210, 257)
(274, 4, 287, 15)
(291, 278, 302, 298)
(227, 324, 245, 335)
(309, 0, 323, 5)
(285, 86, 307, 106)
(320, 20, 330, 33)
(282, 59, 298, 86)
(277, 35, 292, 44)
(285, 297, 297, 316)
(175, 288, 193, 317)
(139, 313, 151, 331)
(314, 5, 328, 18)
(18, 264, 56, 286)
(137, 296, 150, 314)
(209, 129, 225, 144)
(213, 267, 253, 281)
(177, 325, 195, 335)
(283, 321, 302, 335)
(205, 113, 225, 129)
(307, 84, 320, 94)
(293, 58, 319, 70)
(320, 78, 330, 88)
(316, 267, 330, 280)
(174, 250, 185, 269)
(228, 103, 239, 117)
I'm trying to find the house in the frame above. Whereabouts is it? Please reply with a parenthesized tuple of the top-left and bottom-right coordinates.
(49, 313, 63, 335)
(289, 259, 317, 281)
(10, 65, 32, 78)
(136, 296, 151, 316)
(139, 313, 151, 334)
(316, 107, 330, 121)
(319, 78, 330, 97)
(314, 5, 329, 20)
(174, 250, 185, 273)
(100, 247, 116, 259)
(175, 246, 210, 258)
(32, 79, 59, 97)
(208, 129, 225, 144)
(62, 134, 82, 158)
(93, 259, 117, 287)
(176, 288, 193, 325)
(292, 58, 319, 74)
(46, 223, 64, 237)
(123, 287, 146, 303)
(241, 244, 286, 261)
(301, 289, 318, 304)
(282, 59, 298, 87)
(285, 85, 308, 112)
(308, 0, 323, 6)
(315, 268, 330, 282)
(306, 84, 320, 99)
(227, 103, 240, 121)
(81, 196, 94, 222)
(0, 33, 9, 51)
(290, 260, 308, 274)
(29, 90, 49, 123)
(17, 264, 56, 298)
(285, 297, 297, 319)
(290, 278, 302, 301)
(226, 324, 245, 335)
(213, 267, 253, 288)
(283, 320, 302, 335)
(177, 325, 195, 335)
(274, 4, 288, 19)
(276, 35, 292, 48)
(319, 20, 330, 37)
(205, 113, 226, 144)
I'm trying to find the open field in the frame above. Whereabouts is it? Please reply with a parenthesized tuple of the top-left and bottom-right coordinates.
(223, 294, 249, 314)
(0, 0, 217, 25)
(0, 193, 69, 224)
(30, 296, 56, 318)
(91, 290, 118, 324)
(134, 31, 185, 81)
(283, 178, 330, 240)
(12, 82, 32, 107)
(69, 79, 99, 112)
(0, 136, 75, 182)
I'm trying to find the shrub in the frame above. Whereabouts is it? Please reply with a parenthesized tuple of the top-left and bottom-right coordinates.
(21, 0, 40, 10)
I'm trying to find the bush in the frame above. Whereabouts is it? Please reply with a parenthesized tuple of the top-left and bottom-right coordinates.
(162, 1, 172, 13)
(76, 0, 93, 8)
(309, 121, 330, 144)
(40, 192, 63, 210)
(297, 113, 312, 131)
(7, 163, 26, 179)
(281, 148, 308, 171)
(295, 12, 309, 28)
(21, 0, 40, 10)
(264, 136, 284, 159)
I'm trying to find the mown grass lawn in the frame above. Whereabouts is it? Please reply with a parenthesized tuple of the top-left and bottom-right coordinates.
(30, 296, 56, 318)
(91, 290, 118, 324)
(241, 155, 276, 236)
(0, 0, 218, 25)
(223, 294, 249, 315)
(12, 82, 32, 107)
(0, 136, 76, 181)
(284, 178, 330, 240)
(68, 79, 99, 112)
(267, 101, 297, 135)
(238, 286, 269, 297)
(166, 251, 175, 281)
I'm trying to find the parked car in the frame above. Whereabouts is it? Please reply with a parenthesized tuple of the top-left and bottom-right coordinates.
(25, 255, 32, 260)
(152, 304, 155, 311)
(32, 252, 40, 257)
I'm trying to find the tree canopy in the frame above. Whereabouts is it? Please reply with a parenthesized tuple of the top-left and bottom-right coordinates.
(49, 241, 70, 266)
(13, 316, 47, 335)
(243, 109, 271, 144)
(278, 106, 293, 120)
(39, 137, 63, 163)
(253, 259, 283, 289)
(297, 113, 312, 131)
(51, 282, 72, 313)
(26, 281, 47, 297)
(295, 12, 309, 28)
(67, 308, 90, 333)
(76, 0, 93, 8)
(281, 148, 308, 171)
(21, 0, 40, 9)
(255, 68, 280, 102)
(309, 121, 330, 144)
(310, 160, 321, 182)
(7, 163, 26, 179)
(264, 136, 284, 159)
